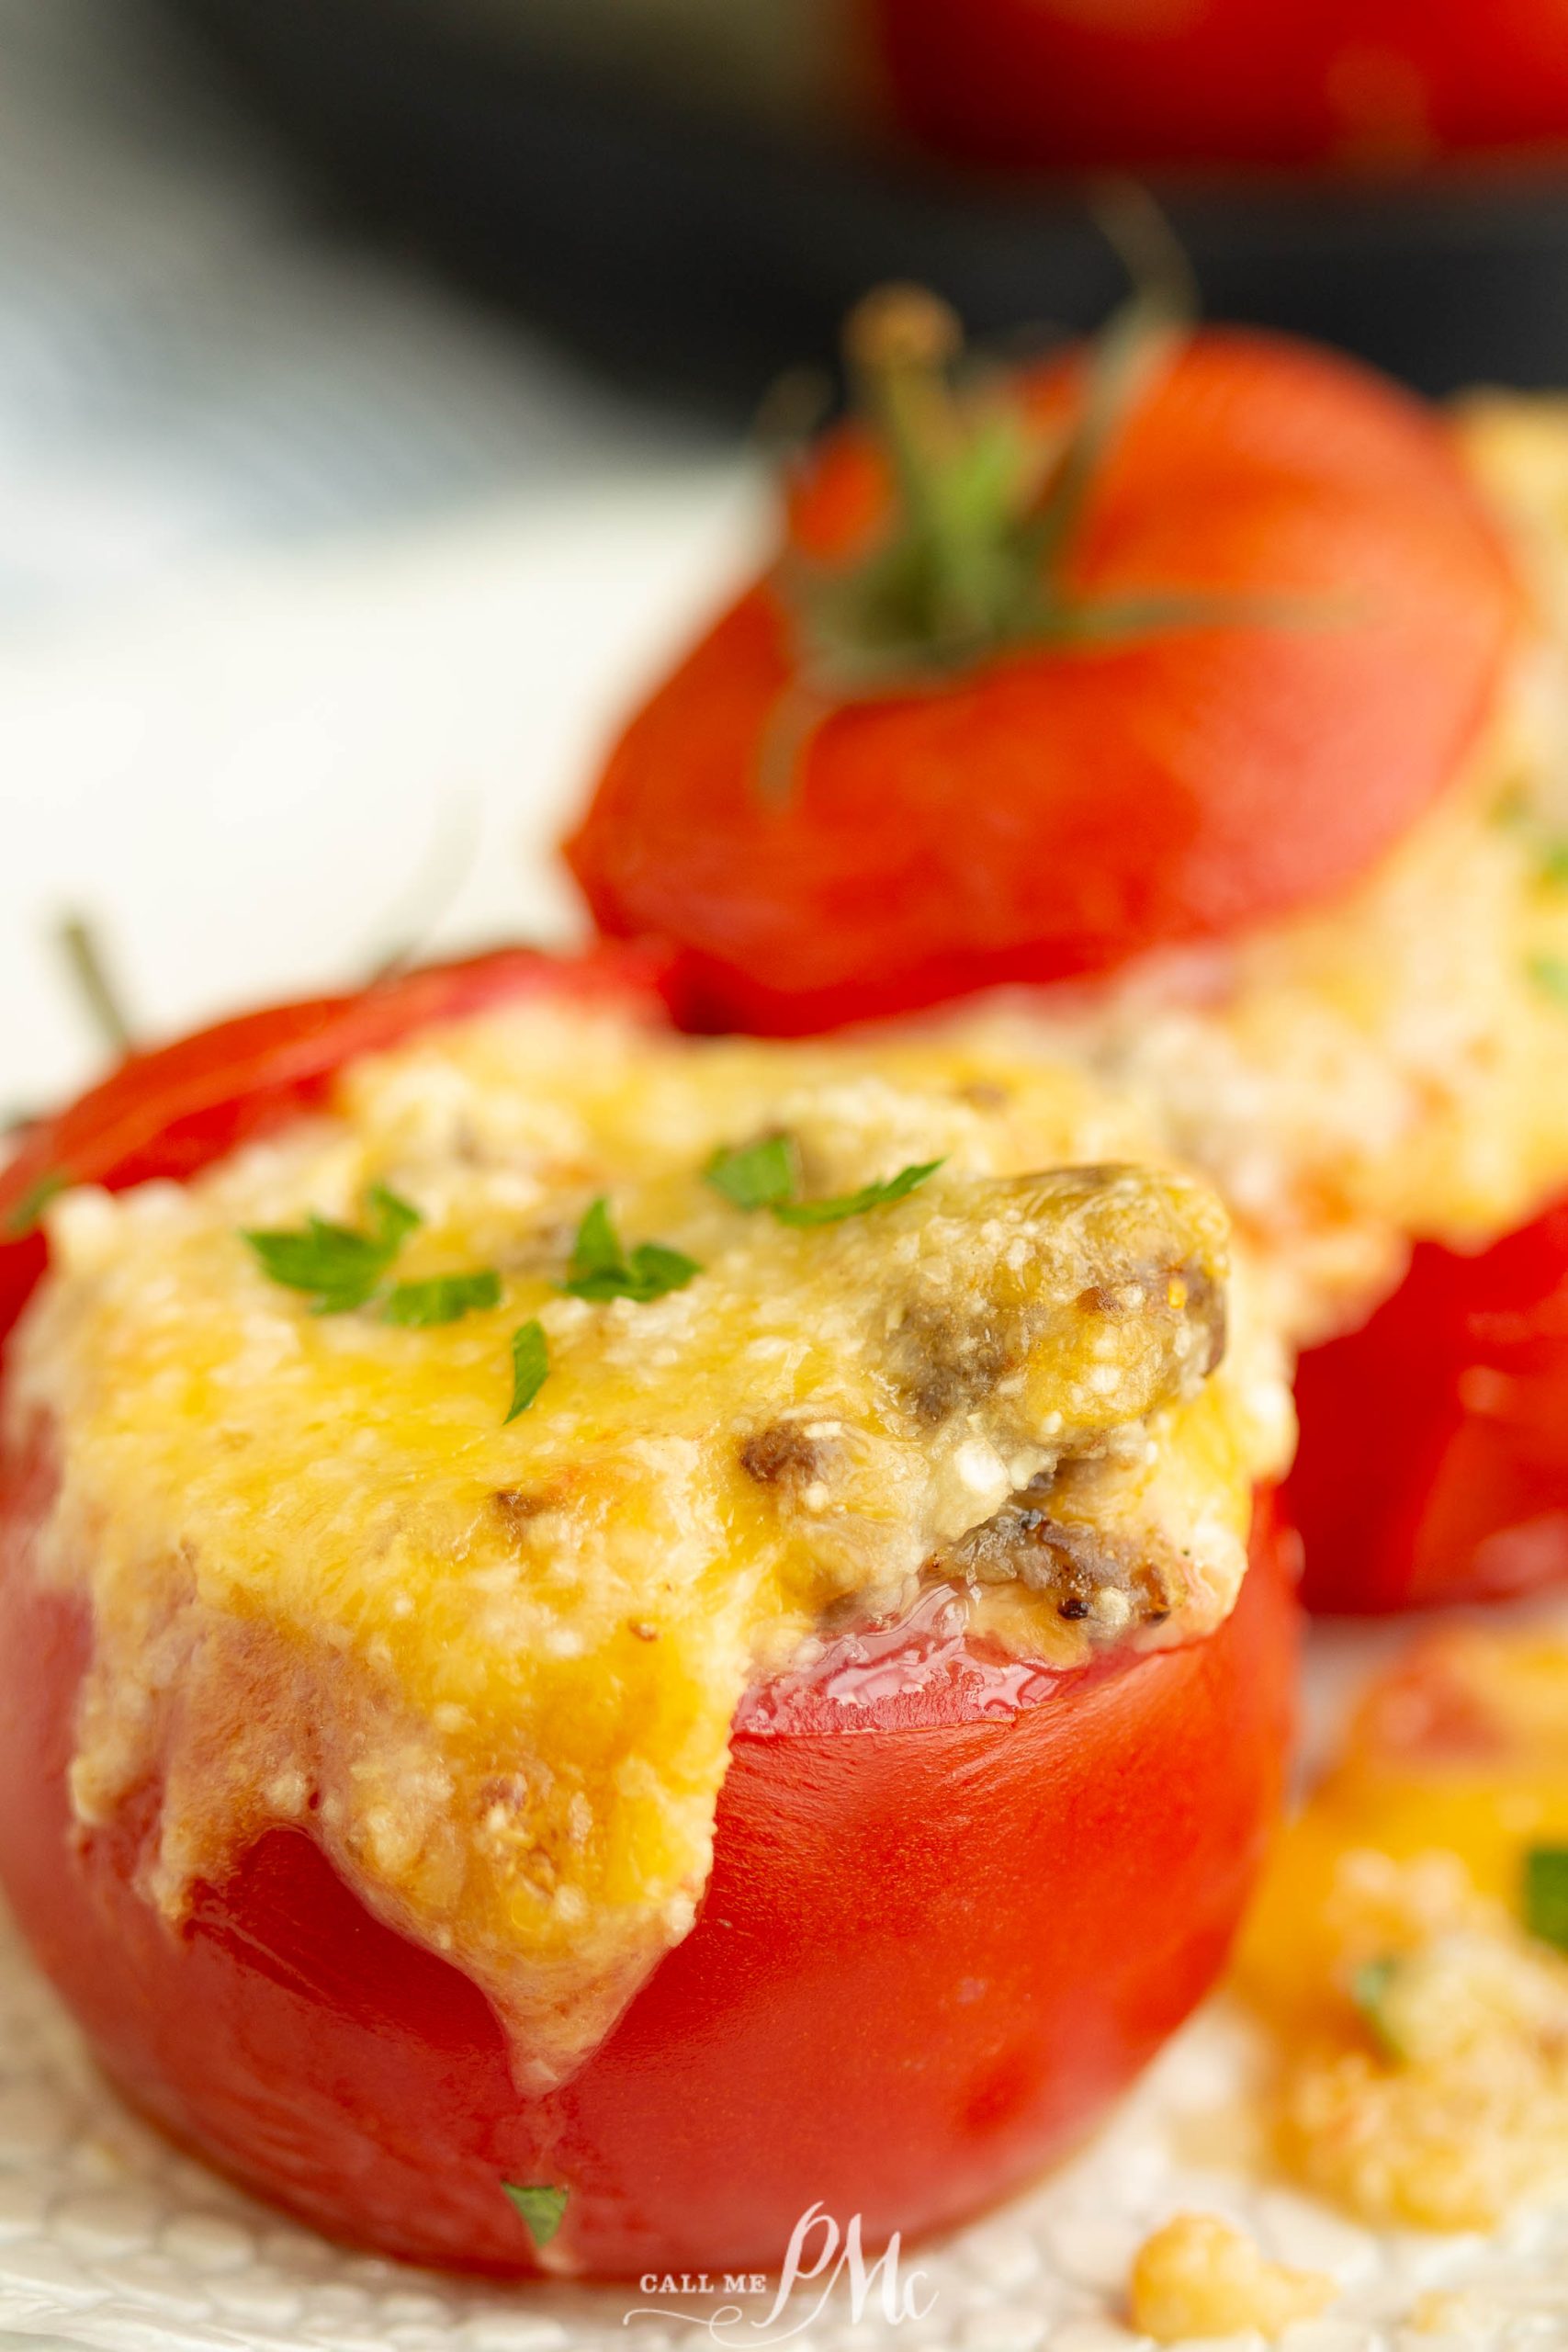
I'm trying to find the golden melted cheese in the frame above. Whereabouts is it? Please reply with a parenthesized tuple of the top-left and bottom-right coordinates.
(1019, 398, 1568, 1347)
(1237, 1623, 1568, 2230)
(1128, 2215, 1335, 2344)
(5, 1002, 1289, 2086)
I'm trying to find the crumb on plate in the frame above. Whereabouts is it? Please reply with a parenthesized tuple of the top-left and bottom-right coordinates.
(1128, 2211, 1337, 2343)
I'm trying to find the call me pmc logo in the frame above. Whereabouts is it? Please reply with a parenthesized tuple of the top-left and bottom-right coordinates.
(627, 2203, 936, 2344)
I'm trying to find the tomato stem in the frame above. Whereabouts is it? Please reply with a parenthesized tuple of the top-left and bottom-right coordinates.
(843, 286, 965, 501)
(56, 912, 135, 1063)
(772, 269, 1196, 772)
(761, 216, 1366, 808)
(842, 287, 998, 648)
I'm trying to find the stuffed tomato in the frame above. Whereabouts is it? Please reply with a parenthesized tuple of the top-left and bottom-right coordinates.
(568, 289, 1568, 1612)
(874, 0, 1568, 175)
(0, 954, 1297, 2276)
(1287, 1193, 1568, 1612)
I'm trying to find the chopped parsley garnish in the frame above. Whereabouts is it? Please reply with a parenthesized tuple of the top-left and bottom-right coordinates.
(4, 1167, 69, 1239)
(1529, 954, 1568, 1006)
(505, 1319, 550, 1422)
(1487, 791, 1568, 883)
(363, 1184, 422, 1250)
(1525, 1846, 1568, 1951)
(774, 1159, 944, 1227)
(705, 1136, 944, 1227)
(383, 1270, 502, 1328)
(246, 1186, 520, 1407)
(243, 1184, 422, 1316)
(501, 2179, 569, 2248)
(246, 1189, 502, 1331)
(562, 1196, 700, 1304)
(705, 1134, 800, 1212)
(1350, 1953, 1407, 2062)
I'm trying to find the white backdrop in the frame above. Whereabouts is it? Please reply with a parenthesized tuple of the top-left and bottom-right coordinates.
(0, 0, 753, 1112)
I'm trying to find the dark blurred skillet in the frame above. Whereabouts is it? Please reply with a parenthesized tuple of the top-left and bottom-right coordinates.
(164, 0, 1568, 416)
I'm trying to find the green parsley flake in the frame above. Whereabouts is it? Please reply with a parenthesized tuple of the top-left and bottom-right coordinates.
(773, 1158, 943, 1227)
(1528, 954, 1568, 1006)
(1350, 1953, 1407, 2063)
(243, 1219, 390, 1315)
(3, 1167, 69, 1239)
(562, 1196, 700, 1304)
(705, 1136, 944, 1227)
(705, 1134, 800, 1211)
(1525, 1846, 1568, 1952)
(505, 1319, 550, 1422)
(501, 2180, 569, 2248)
(367, 1184, 422, 1247)
(243, 1184, 422, 1315)
(382, 1270, 502, 1328)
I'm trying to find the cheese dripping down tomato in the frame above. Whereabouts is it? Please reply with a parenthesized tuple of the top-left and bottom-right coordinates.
(3, 996, 1290, 2086)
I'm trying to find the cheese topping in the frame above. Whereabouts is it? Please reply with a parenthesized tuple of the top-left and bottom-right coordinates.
(4, 1001, 1289, 2086)
(1237, 1623, 1568, 2230)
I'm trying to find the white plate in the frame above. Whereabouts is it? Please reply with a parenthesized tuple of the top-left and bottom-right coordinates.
(3, 492, 1568, 2351)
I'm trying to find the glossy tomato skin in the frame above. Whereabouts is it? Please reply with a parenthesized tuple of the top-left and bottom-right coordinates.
(569, 332, 1518, 1036)
(875, 0, 1568, 177)
(1290, 1195, 1568, 1612)
(0, 1451, 1298, 2278)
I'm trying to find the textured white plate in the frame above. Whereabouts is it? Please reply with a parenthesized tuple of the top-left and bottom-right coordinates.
(3, 1888, 1568, 2352)
(4, 498, 1568, 2351)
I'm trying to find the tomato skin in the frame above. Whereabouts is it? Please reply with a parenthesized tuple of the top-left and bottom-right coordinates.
(1289, 1196, 1568, 1612)
(0, 944, 672, 1351)
(568, 332, 1518, 1036)
(0, 1453, 1298, 2277)
(874, 0, 1568, 176)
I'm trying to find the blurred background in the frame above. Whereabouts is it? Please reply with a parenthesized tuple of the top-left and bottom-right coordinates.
(12, 0, 1568, 1106)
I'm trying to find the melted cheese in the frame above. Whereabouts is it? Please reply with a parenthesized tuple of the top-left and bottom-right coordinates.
(4, 1003, 1289, 2086)
(1236, 1623, 1568, 2230)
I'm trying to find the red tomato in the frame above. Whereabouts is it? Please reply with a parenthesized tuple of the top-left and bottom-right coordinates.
(0, 957, 1300, 2275)
(568, 331, 1517, 1035)
(875, 0, 1568, 175)
(1289, 1195, 1568, 1612)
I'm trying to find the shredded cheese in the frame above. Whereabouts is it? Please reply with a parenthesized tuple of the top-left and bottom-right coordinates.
(3, 1001, 1288, 2086)
(1238, 1625, 1568, 2231)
